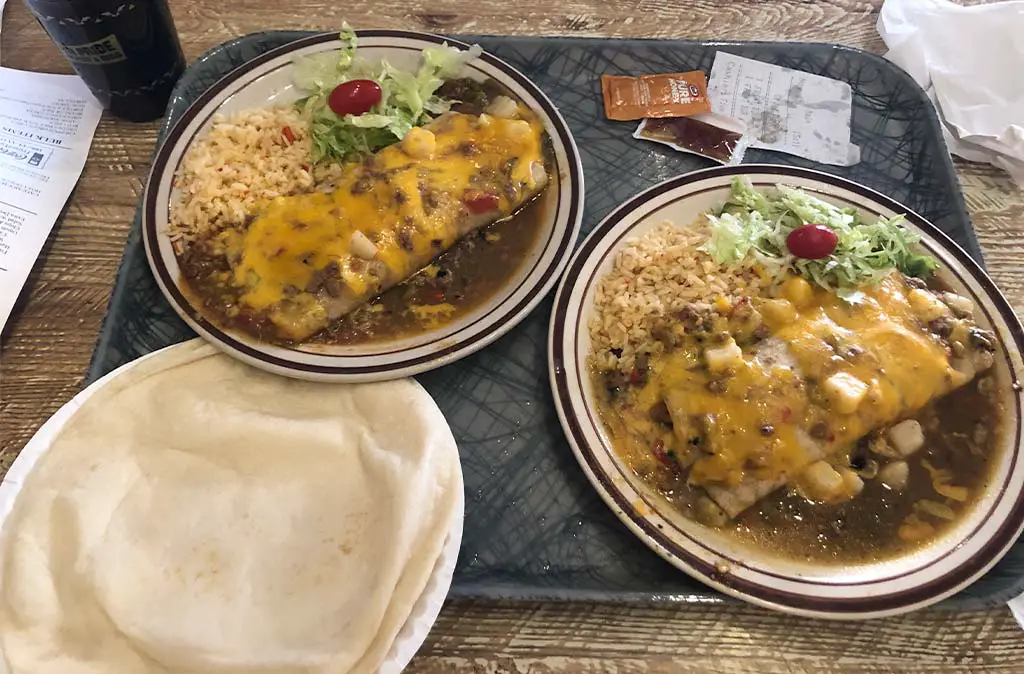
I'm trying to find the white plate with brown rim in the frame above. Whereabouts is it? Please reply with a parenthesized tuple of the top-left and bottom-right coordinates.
(548, 164, 1024, 619)
(143, 30, 583, 382)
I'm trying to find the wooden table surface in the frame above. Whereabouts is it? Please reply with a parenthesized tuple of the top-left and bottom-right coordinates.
(2, 0, 1023, 671)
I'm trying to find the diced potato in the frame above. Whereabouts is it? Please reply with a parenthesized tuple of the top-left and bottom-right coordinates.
(402, 127, 436, 159)
(507, 119, 533, 140)
(485, 95, 520, 119)
(879, 460, 909, 492)
(530, 161, 548, 189)
(798, 464, 865, 504)
(950, 357, 975, 382)
(704, 339, 743, 374)
(839, 468, 864, 497)
(781, 276, 814, 309)
(821, 372, 869, 414)
(940, 291, 975, 318)
(349, 230, 378, 259)
(799, 461, 845, 502)
(972, 349, 996, 373)
(887, 419, 924, 456)
(760, 298, 797, 326)
(696, 496, 729, 528)
(907, 288, 950, 322)
(799, 462, 864, 503)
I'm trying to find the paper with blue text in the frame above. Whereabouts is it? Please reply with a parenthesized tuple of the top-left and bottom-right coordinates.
(0, 67, 102, 332)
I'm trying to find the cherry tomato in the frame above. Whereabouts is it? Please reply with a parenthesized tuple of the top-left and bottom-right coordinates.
(786, 224, 839, 259)
(463, 190, 500, 214)
(327, 79, 383, 117)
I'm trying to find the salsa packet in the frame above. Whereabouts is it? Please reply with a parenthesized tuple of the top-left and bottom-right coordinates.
(601, 72, 711, 121)
(634, 113, 750, 165)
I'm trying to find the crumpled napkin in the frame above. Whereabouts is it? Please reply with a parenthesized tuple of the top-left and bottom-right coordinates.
(877, 0, 1024, 186)
(1011, 599, 1024, 631)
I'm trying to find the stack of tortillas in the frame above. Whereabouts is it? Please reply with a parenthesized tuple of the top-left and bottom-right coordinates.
(0, 340, 463, 674)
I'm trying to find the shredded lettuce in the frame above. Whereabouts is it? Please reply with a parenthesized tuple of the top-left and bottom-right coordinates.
(699, 177, 938, 290)
(292, 24, 481, 163)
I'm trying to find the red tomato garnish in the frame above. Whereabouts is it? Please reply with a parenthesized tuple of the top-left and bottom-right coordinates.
(463, 190, 500, 214)
(786, 224, 839, 259)
(281, 126, 296, 144)
(327, 79, 383, 117)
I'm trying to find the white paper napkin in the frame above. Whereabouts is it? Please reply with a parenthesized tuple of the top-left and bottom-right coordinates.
(877, 0, 1024, 186)
(1011, 599, 1024, 630)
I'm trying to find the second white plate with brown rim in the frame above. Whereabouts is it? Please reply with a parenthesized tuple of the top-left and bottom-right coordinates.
(548, 164, 1024, 619)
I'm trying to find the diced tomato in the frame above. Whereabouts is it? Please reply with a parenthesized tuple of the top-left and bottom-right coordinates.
(652, 439, 677, 467)
(281, 126, 296, 144)
(463, 190, 500, 214)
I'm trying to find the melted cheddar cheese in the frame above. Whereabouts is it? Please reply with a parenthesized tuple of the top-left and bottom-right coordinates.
(635, 274, 965, 489)
(222, 110, 546, 322)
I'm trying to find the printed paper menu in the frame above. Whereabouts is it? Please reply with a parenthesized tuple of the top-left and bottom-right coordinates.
(0, 67, 102, 332)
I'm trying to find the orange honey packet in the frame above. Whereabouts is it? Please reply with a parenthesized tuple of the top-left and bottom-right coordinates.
(601, 72, 711, 121)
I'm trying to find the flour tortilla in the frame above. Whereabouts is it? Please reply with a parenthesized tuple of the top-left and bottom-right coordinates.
(0, 340, 462, 674)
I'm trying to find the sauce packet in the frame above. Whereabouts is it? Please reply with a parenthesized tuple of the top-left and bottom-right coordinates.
(601, 72, 711, 121)
(634, 113, 750, 165)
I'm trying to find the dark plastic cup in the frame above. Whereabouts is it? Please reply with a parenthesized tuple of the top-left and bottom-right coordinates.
(23, 0, 186, 121)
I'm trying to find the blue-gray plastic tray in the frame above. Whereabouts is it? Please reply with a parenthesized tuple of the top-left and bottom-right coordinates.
(87, 32, 1022, 609)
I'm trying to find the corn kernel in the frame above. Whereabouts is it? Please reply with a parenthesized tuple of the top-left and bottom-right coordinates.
(760, 298, 797, 327)
(782, 276, 814, 308)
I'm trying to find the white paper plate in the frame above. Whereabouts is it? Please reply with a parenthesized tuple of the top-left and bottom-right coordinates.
(0, 342, 464, 673)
